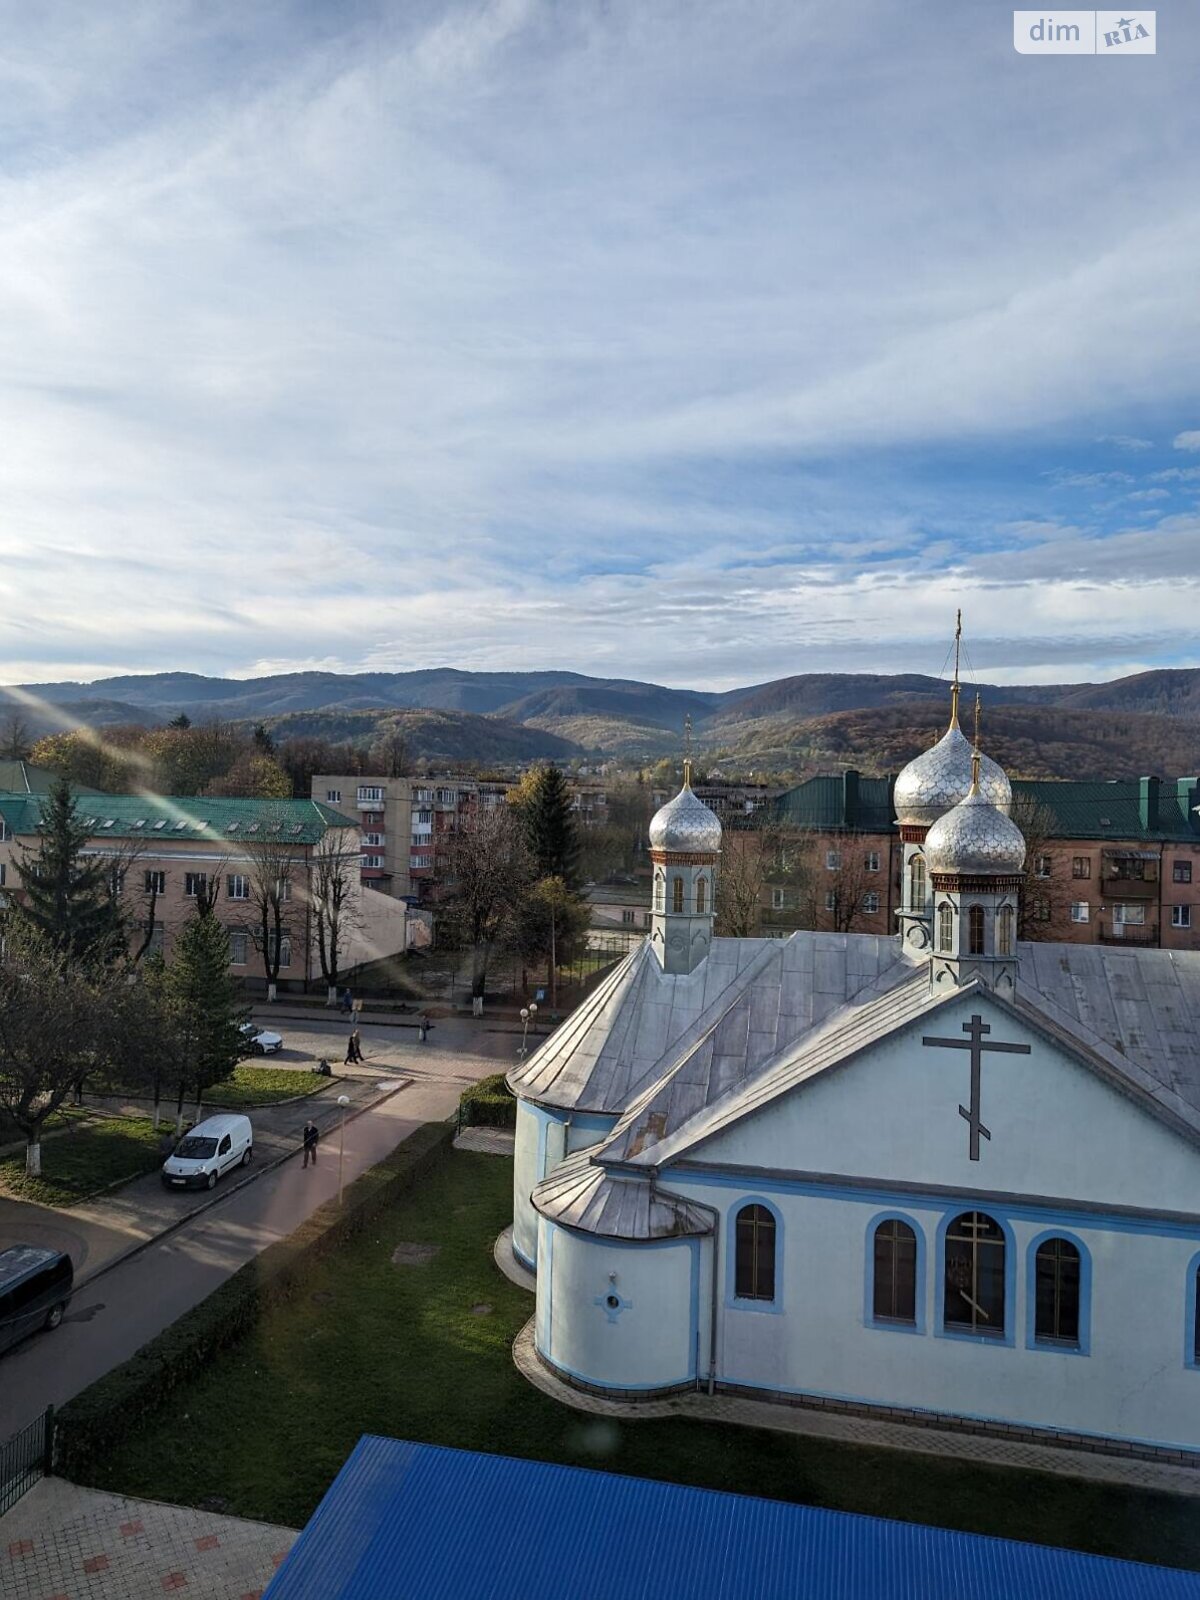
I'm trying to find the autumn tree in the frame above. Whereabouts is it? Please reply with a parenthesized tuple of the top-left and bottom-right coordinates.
(0, 926, 134, 1174)
(507, 875, 590, 1008)
(208, 749, 291, 799)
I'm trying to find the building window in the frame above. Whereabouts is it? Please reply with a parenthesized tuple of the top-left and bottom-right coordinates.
(1033, 896, 1051, 922)
(364, 832, 385, 847)
(144, 924, 165, 956)
(1115, 902, 1145, 927)
(865, 851, 880, 873)
(267, 931, 292, 969)
(0, 863, 5, 887)
(654, 870, 665, 912)
(734, 1204, 776, 1302)
(144, 870, 166, 896)
(1072, 857, 1091, 879)
(1034, 1237, 1081, 1346)
(1174, 861, 1193, 884)
(276, 878, 292, 902)
(357, 786, 384, 804)
(825, 850, 841, 871)
(863, 890, 880, 914)
(873, 1219, 917, 1325)
(1173, 905, 1192, 929)
(910, 855, 926, 911)
(641, 912, 651, 929)
(621, 909, 635, 925)
(0, 820, 8, 842)
(1035, 854, 1051, 879)
(997, 904, 1015, 955)
(227, 874, 250, 900)
(185, 872, 208, 899)
(1070, 901, 1089, 923)
(771, 887, 785, 911)
(937, 902, 953, 952)
(229, 931, 248, 966)
(696, 877, 707, 915)
(410, 854, 431, 869)
(824, 890, 837, 912)
(968, 904, 985, 955)
(672, 877, 684, 914)
(944, 1211, 1006, 1337)
(325, 789, 342, 804)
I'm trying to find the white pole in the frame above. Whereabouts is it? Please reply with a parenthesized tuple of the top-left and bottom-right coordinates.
(337, 1094, 350, 1204)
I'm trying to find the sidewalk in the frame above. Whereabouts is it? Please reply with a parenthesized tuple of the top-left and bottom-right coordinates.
(0, 1478, 294, 1600)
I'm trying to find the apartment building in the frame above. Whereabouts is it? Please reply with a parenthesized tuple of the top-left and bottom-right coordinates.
(763, 769, 1200, 949)
(0, 790, 407, 989)
(311, 773, 510, 906)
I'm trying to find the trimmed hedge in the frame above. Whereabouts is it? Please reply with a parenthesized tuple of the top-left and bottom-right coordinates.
(55, 1119, 453, 1481)
(458, 1072, 516, 1129)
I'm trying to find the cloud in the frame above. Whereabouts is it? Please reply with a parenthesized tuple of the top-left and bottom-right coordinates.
(0, 1, 1199, 689)
(1174, 431, 1200, 452)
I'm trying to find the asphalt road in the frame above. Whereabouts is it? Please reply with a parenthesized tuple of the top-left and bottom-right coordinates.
(0, 1015, 511, 1439)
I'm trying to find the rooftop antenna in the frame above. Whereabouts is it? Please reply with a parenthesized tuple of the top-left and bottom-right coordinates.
(683, 713, 693, 787)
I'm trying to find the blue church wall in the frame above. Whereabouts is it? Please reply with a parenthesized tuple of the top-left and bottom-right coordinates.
(665, 1169, 1200, 1451)
(535, 1216, 701, 1392)
(512, 1099, 618, 1268)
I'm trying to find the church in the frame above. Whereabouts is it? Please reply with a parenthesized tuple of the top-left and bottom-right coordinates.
(506, 677, 1200, 1461)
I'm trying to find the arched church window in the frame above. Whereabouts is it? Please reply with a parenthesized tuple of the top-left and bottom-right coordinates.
(937, 902, 954, 952)
(873, 1219, 917, 1324)
(968, 904, 985, 955)
(672, 876, 684, 915)
(910, 855, 926, 911)
(734, 1204, 776, 1301)
(996, 904, 1015, 957)
(944, 1211, 1006, 1336)
(695, 877, 707, 915)
(1034, 1237, 1081, 1345)
(1193, 1264, 1200, 1366)
(653, 871, 665, 912)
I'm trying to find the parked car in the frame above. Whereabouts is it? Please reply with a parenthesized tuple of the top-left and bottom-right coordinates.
(161, 1113, 254, 1191)
(239, 1022, 284, 1057)
(0, 1246, 73, 1356)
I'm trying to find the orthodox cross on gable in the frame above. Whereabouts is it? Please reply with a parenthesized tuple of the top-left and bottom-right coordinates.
(921, 1013, 1031, 1160)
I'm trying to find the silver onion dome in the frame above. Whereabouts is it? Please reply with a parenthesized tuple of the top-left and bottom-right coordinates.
(925, 782, 1026, 877)
(648, 780, 722, 854)
(894, 719, 1012, 827)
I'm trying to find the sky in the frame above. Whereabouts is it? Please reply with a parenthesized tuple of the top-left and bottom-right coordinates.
(1, 0, 1199, 693)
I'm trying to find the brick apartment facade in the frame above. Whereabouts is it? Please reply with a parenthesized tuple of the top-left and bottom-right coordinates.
(760, 769, 1200, 950)
(0, 788, 408, 988)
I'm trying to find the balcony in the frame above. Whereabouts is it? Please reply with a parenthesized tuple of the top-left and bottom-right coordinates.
(1097, 920, 1159, 947)
(1099, 874, 1157, 899)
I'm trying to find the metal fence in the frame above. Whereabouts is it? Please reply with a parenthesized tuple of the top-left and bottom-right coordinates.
(0, 1406, 53, 1517)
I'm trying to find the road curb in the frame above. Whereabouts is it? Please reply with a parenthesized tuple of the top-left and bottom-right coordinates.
(73, 1079, 414, 1293)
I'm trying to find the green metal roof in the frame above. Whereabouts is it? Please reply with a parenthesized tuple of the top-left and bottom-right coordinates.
(0, 791, 358, 845)
(767, 772, 1200, 842)
(0, 760, 106, 796)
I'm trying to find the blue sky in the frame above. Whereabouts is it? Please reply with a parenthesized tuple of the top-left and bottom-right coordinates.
(1, 0, 1198, 691)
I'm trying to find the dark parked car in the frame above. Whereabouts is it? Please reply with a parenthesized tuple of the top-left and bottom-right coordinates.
(0, 1246, 73, 1356)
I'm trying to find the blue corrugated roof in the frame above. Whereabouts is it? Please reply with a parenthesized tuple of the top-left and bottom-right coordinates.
(264, 1436, 1200, 1600)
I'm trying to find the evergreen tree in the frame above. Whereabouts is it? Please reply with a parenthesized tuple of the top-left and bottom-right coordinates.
(9, 777, 124, 958)
(516, 765, 580, 887)
(164, 913, 248, 1127)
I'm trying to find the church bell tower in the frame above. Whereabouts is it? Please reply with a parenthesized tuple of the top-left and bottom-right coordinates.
(647, 724, 721, 975)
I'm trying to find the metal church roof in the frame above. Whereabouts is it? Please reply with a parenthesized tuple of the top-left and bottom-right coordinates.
(264, 1435, 1200, 1600)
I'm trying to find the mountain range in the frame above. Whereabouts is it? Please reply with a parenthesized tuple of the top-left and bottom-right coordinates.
(4, 665, 1200, 780)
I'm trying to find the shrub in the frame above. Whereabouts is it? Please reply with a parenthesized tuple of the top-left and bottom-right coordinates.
(458, 1072, 516, 1129)
(54, 1120, 453, 1480)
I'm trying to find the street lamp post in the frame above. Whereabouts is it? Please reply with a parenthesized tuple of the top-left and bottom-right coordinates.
(519, 1001, 538, 1060)
(336, 1094, 350, 1205)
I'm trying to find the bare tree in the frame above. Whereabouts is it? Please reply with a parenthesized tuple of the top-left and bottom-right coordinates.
(1011, 796, 1068, 941)
(439, 806, 532, 998)
(371, 727, 409, 778)
(716, 818, 814, 938)
(1, 709, 31, 761)
(232, 835, 297, 1000)
(310, 827, 362, 1002)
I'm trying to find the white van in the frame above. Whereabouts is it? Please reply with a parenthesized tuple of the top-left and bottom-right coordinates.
(161, 1113, 253, 1191)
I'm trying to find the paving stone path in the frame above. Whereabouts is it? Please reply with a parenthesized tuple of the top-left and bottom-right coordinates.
(0, 1479, 295, 1600)
(510, 1313, 1200, 1499)
(452, 1127, 516, 1155)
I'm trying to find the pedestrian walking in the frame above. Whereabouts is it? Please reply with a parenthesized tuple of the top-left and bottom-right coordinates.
(302, 1118, 319, 1168)
(350, 1027, 364, 1064)
(344, 1032, 357, 1065)
(418, 1015, 429, 1044)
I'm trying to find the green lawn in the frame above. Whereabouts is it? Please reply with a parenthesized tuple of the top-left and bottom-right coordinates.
(84, 1153, 1200, 1569)
(208, 1066, 341, 1107)
(0, 1115, 163, 1205)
